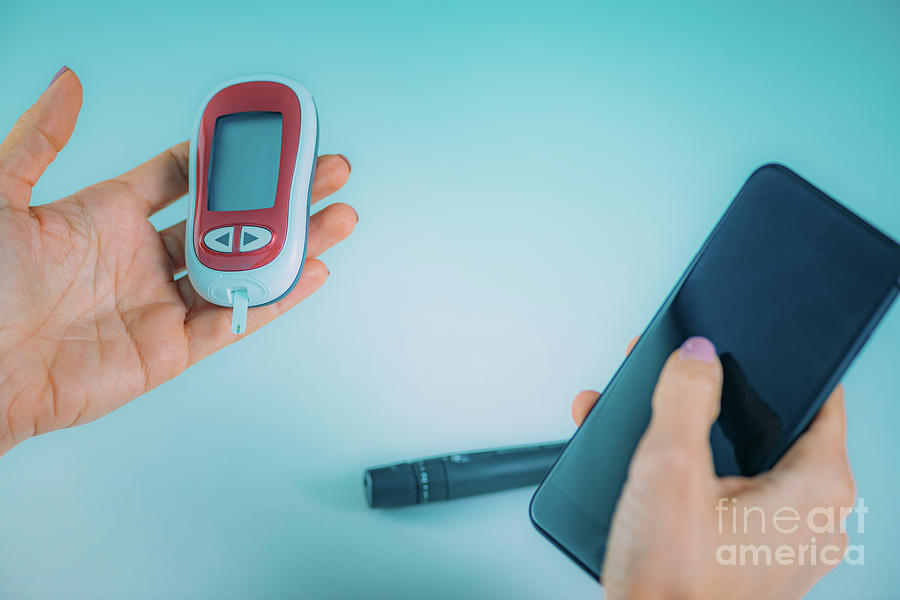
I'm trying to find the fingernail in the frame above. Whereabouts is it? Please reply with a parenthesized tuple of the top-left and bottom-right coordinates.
(336, 154, 351, 173)
(49, 66, 69, 88)
(679, 336, 717, 364)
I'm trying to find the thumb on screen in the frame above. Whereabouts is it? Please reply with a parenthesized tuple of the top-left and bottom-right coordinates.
(634, 336, 723, 474)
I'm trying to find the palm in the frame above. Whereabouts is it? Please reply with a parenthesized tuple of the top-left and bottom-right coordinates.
(0, 69, 354, 454)
(2, 183, 188, 436)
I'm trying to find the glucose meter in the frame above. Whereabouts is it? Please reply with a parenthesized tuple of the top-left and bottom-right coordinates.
(185, 74, 318, 334)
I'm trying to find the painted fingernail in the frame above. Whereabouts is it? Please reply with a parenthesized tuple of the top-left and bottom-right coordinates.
(336, 154, 351, 173)
(49, 66, 69, 88)
(679, 336, 717, 364)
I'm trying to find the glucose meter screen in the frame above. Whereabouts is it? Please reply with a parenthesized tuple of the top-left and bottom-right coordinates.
(207, 111, 283, 211)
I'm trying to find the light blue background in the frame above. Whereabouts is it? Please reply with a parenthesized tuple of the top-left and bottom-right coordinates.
(1, 1, 899, 598)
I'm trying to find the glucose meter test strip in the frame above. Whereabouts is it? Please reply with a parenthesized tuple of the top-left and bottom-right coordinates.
(185, 74, 318, 334)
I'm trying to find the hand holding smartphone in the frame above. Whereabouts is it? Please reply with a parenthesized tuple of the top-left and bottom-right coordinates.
(530, 165, 900, 579)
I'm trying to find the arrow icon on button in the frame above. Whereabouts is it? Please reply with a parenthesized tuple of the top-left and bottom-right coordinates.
(203, 226, 235, 253)
(238, 226, 273, 252)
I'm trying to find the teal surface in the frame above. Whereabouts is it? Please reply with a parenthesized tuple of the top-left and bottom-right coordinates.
(1, 1, 898, 598)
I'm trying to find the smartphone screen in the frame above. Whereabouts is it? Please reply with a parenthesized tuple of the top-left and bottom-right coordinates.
(530, 164, 900, 578)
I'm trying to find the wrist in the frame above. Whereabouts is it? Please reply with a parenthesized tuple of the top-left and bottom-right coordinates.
(0, 386, 28, 458)
(0, 430, 14, 458)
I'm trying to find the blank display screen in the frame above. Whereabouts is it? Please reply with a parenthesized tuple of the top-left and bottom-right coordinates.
(207, 111, 283, 212)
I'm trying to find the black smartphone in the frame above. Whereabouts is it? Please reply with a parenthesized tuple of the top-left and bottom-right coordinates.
(530, 164, 900, 579)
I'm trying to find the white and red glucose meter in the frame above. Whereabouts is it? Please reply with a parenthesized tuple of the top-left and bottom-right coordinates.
(185, 74, 318, 334)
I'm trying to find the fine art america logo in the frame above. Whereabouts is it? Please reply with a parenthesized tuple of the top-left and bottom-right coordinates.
(715, 497, 867, 567)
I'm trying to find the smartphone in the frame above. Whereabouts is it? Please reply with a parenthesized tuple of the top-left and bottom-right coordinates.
(530, 164, 900, 579)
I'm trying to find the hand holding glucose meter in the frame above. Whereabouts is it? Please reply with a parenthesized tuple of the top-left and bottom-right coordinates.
(186, 74, 318, 334)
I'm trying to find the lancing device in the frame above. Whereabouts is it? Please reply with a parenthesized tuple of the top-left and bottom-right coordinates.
(364, 442, 565, 508)
(186, 74, 318, 334)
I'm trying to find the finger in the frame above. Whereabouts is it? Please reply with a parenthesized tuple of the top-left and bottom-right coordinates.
(718, 475, 754, 497)
(160, 220, 187, 273)
(311, 154, 351, 203)
(161, 200, 358, 275)
(805, 384, 847, 444)
(570, 336, 640, 425)
(184, 258, 329, 364)
(307, 202, 358, 257)
(0, 67, 82, 209)
(773, 385, 849, 472)
(640, 336, 723, 466)
(771, 385, 856, 509)
(572, 390, 600, 426)
(115, 141, 189, 216)
(176, 273, 203, 312)
(626, 335, 640, 356)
